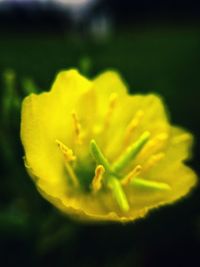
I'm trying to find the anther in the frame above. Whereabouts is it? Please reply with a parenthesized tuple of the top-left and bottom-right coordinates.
(143, 153, 165, 172)
(109, 93, 118, 108)
(56, 140, 76, 161)
(104, 93, 118, 128)
(131, 177, 171, 191)
(124, 110, 144, 145)
(113, 131, 150, 173)
(138, 132, 168, 160)
(121, 165, 142, 186)
(56, 140, 79, 187)
(91, 165, 105, 192)
(172, 133, 191, 144)
(72, 111, 82, 144)
(157, 133, 169, 141)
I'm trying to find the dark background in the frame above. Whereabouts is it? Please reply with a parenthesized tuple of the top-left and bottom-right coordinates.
(0, 0, 200, 266)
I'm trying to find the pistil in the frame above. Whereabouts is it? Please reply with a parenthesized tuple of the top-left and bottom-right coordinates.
(113, 131, 150, 173)
(90, 139, 130, 212)
(131, 177, 171, 191)
(107, 176, 130, 212)
(90, 139, 112, 173)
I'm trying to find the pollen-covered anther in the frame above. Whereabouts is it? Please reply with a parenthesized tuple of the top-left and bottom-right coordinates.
(124, 110, 144, 145)
(71, 111, 83, 144)
(56, 139, 79, 187)
(91, 165, 105, 192)
(104, 93, 118, 128)
(138, 132, 168, 161)
(157, 132, 169, 141)
(56, 139, 76, 161)
(172, 133, 191, 144)
(121, 165, 142, 186)
(143, 152, 165, 172)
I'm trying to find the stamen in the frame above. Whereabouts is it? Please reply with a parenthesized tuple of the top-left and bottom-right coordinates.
(92, 94, 118, 137)
(124, 110, 144, 145)
(131, 177, 171, 191)
(107, 176, 130, 212)
(113, 131, 150, 173)
(90, 139, 112, 173)
(56, 140, 79, 187)
(172, 133, 191, 144)
(64, 163, 79, 187)
(72, 111, 82, 144)
(143, 153, 165, 172)
(157, 132, 168, 141)
(91, 165, 105, 192)
(56, 140, 76, 161)
(138, 132, 168, 160)
(121, 165, 142, 186)
(104, 93, 118, 129)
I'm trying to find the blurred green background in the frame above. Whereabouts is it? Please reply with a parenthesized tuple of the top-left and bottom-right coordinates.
(0, 1, 200, 266)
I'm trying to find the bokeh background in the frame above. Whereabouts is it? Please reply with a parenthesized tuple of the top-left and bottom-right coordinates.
(0, 1, 200, 266)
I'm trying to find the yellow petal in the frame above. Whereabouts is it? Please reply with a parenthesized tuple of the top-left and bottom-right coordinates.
(93, 70, 128, 98)
(21, 70, 92, 194)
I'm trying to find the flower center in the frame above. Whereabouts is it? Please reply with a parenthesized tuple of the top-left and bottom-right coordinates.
(56, 102, 171, 213)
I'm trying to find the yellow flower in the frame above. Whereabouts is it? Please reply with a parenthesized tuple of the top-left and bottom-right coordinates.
(21, 69, 197, 222)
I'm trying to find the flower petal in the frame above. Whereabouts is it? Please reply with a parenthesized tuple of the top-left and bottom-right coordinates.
(21, 70, 92, 194)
